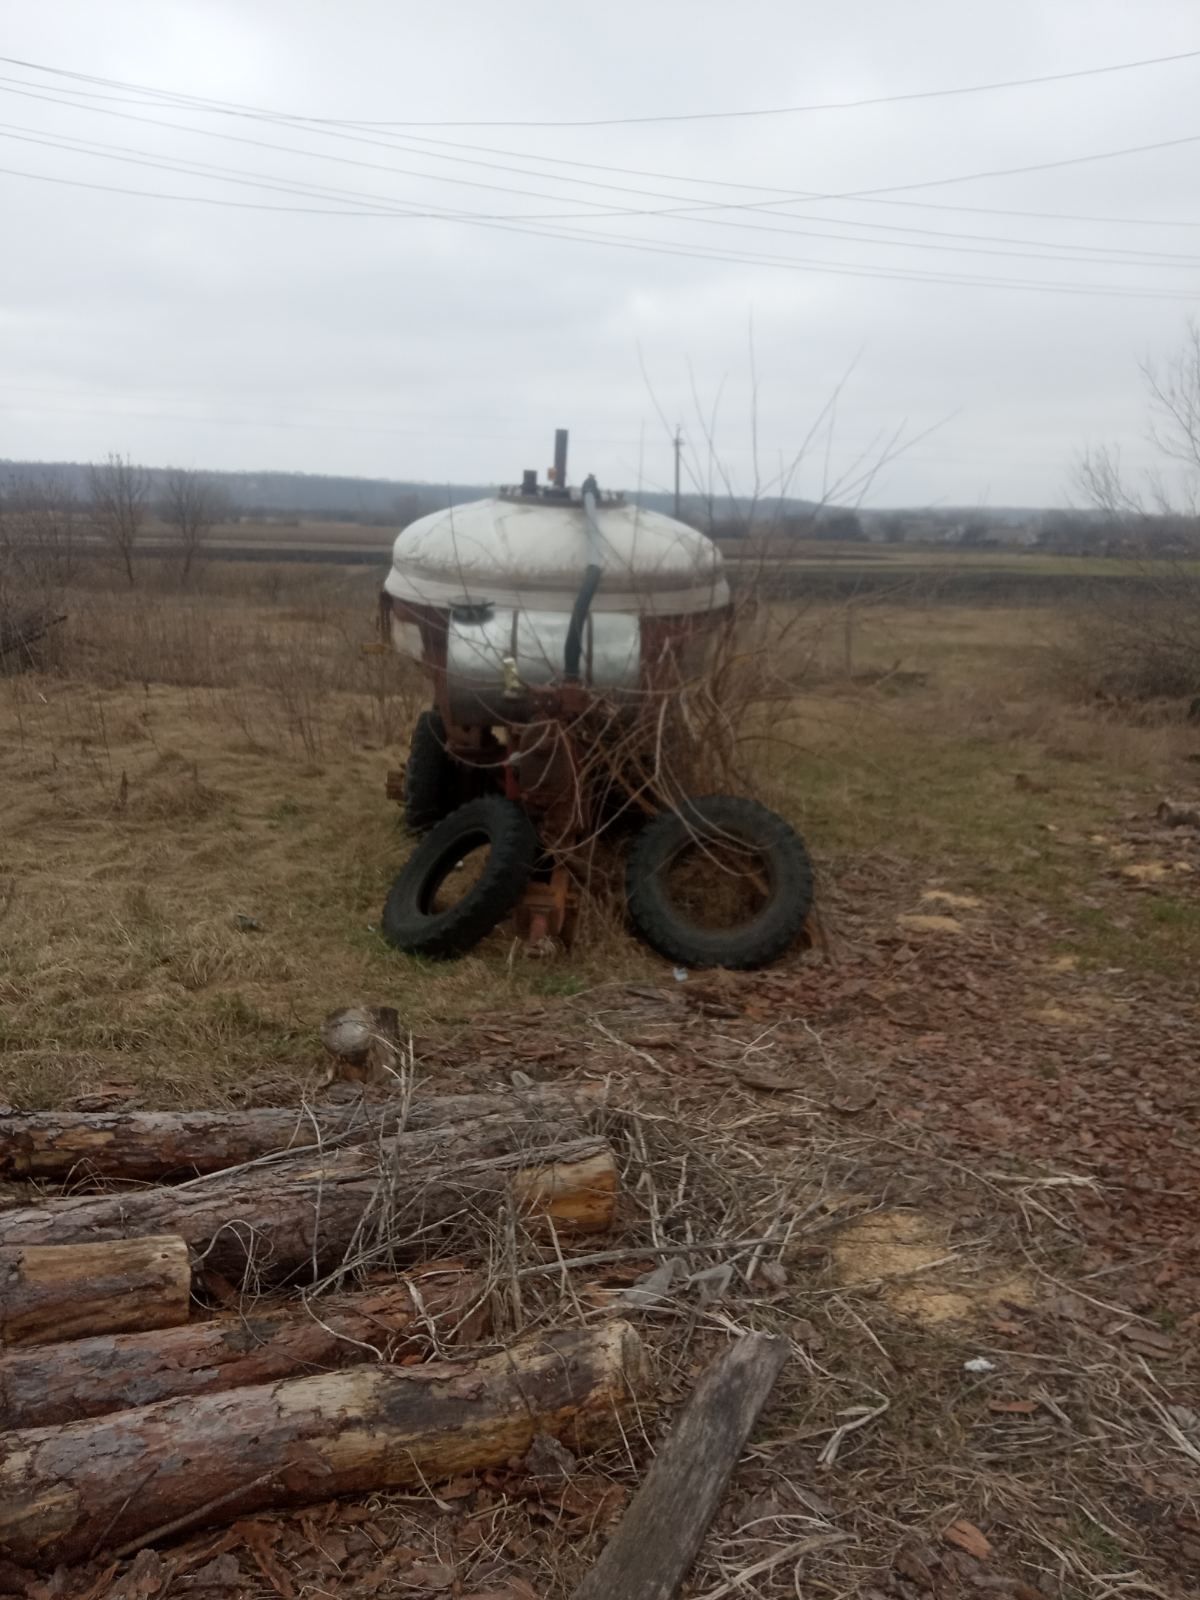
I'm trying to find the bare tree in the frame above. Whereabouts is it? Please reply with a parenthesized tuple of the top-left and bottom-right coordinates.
(1078, 320, 1200, 536)
(1072, 323, 1200, 700)
(1146, 319, 1200, 492)
(159, 467, 228, 583)
(89, 454, 148, 587)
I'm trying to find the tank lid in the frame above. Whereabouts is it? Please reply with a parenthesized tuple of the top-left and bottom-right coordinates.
(385, 495, 729, 617)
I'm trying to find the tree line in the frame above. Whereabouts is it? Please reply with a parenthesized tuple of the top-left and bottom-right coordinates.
(2, 458, 230, 589)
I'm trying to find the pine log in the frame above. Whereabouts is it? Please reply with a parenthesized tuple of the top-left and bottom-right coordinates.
(0, 1081, 607, 1183)
(0, 1320, 646, 1566)
(320, 1004, 402, 1084)
(0, 1262, 484, 1429)
(570, 1333, 788, 1600)
(0, 1237, 190, 1349)
(201, 1104, 602, 1187)
(0, 1139, 617, 1283)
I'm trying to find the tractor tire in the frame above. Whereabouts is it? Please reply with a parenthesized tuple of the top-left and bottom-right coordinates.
(382, 796, 539, 960)
(626, 795, 813, 970)
(404, 710, 463, 833)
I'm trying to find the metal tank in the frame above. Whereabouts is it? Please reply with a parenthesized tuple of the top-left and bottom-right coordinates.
(376, 429, 812, 963)
(382, 428, 730, 724)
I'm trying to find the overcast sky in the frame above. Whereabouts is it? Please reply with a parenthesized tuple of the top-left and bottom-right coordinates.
(1, 0, 1198, 507)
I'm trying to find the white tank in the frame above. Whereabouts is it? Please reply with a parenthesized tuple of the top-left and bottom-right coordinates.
(384, 494, 729, 617)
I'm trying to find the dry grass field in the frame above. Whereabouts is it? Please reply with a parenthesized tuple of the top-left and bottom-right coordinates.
(2, 559, 1198, 1597)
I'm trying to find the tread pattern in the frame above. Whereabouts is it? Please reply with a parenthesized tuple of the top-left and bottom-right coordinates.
(626, 795, 813, 970)
(404, 710, 459, 833)
(382, 796, 538, 960)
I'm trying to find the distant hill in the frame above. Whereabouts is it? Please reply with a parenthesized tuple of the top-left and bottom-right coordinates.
(0, 460, 486, 525)
(10, 459, 1133, 552)
(0, 459, 818, 529)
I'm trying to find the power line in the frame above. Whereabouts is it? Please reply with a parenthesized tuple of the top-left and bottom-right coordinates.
(0, 123, 444, 214)
(7, 117, 1200, 273)
(2, 118, 1198, 299)
(0, 162, 395, 216)
(5, 160, 1199, 304)
(3, 46, 1198, 127)
(5, 61, 1200, 298)
(479, 131, 1200, 223)
(0, 81, 659, 213)
(367, 125, 1200, 232)
(7, 69, 1200, 228)
(326, 49, 1200, 128)
(4, 77, 1200, 273)
(10, 71, 1200, 234)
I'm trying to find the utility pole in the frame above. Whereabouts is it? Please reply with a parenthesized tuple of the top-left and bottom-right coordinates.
(673, 425, 682, 519)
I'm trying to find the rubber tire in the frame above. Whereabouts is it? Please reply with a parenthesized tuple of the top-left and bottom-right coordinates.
(404, 709, 463, 833)
(626, 795, 813, 970)
(382, 796, 539, 959)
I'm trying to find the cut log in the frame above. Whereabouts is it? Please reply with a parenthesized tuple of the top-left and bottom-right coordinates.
(0, 1138, 617, 1284)
(0, 1081, 607, 1183)
(0, 1262, 484, 1429)
(320, 1004, 402, 1085)
(570, 1333, 788, 1600)
(0, 1320, 646, 1566)
(0, 1237, 190, 1349)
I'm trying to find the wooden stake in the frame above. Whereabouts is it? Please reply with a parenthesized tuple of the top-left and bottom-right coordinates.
(569, 1333, 788, 1600)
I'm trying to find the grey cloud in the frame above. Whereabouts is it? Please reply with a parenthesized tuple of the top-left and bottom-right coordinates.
(1, 0, 1197, 504)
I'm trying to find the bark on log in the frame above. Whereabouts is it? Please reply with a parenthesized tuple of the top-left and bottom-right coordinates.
(0, 1263, 484, 1429)
(570, 1333, 788, 1600)
(0, 1320, 646, 1566)
(0, 1081, 607, 1183)
(0, 1237, 190, 1349)
(0, 1139, 617, 1284)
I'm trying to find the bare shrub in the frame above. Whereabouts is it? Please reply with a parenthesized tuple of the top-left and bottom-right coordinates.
(530, 352, 942, 848)
(1071, 323, 1200, 703)
(48, 568, 420, 764)
(89, 453, 149, 588)
(1068, 573, 1200, 702)
(159, 468, 230, 585)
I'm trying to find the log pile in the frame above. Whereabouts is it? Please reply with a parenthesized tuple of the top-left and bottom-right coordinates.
(0, 1077, 646, 1571)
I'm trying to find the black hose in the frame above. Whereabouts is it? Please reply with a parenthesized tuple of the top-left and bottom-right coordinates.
(563, 562, 603, 682)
